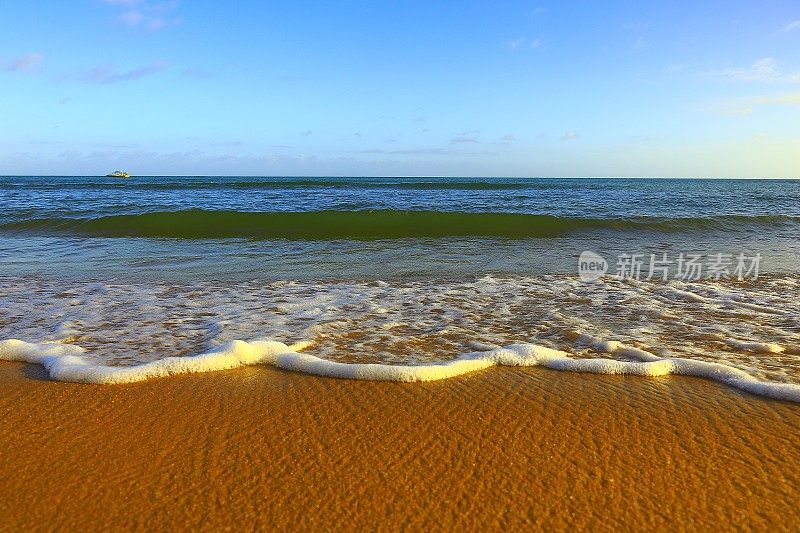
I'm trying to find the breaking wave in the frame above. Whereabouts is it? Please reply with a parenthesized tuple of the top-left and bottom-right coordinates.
(1, 210, 797, 240)
(2, 336, 799, 402)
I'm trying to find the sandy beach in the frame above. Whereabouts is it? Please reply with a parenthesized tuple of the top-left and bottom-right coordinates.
(1, 362, 798, 531)
(5, 0, 800, 530)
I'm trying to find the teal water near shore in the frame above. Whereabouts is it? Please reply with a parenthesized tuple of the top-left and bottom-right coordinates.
(0, 177, 799, 279)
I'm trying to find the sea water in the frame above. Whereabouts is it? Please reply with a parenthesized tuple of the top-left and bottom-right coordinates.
(1, 177, 799, 400)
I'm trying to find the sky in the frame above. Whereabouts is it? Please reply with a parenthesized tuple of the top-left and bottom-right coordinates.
(1, 0, 799, 177)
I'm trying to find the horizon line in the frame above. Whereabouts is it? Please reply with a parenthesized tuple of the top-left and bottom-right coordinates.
(1, 175, 798, 180)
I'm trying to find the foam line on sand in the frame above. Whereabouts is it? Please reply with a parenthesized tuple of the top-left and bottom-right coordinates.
(1, 337, 798, 402)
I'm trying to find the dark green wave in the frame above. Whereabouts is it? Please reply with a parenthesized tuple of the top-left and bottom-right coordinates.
(1, 210, 796, 240)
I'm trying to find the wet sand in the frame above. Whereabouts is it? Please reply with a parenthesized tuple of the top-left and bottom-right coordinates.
(1, 362, 799, 531)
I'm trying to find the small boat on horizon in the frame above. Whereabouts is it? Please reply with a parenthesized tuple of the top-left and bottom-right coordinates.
(106, 170, 131, 178)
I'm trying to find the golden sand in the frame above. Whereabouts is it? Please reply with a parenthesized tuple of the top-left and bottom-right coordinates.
(1, 362, 799, 531)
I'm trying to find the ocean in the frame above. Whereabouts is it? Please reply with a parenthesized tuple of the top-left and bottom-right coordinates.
(1, 176, 799, 400)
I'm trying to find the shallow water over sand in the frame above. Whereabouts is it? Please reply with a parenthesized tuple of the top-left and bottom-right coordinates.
(2, 274, 798, 387)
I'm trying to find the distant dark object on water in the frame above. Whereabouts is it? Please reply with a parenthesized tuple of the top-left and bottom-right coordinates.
(106, 171, 131, 178)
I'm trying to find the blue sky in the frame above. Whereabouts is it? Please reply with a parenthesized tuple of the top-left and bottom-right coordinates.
(1, 0, 799, 176)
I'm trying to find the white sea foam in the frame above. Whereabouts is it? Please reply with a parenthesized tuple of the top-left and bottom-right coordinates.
(2, 336, 799, 403)
(0, 338, 303, 384)
(724, 338, 785, 354)
(664, 287, 711, 303)
(2, 275, 799, 401)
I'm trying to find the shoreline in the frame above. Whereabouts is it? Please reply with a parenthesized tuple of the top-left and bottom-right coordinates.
(1, 362, 799, 530)
(4, 337, 800, 403)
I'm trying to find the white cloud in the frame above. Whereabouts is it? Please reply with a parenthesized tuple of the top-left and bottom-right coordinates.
(506, 37, 544, 50)
(779, 20, 800, 33)
(700, 57, 800, 83)
(119, 10, 145, 25)
(621, 22, 649, 32)
(561, 131, 579, 141)
(105, 0, 181, 32)
(102, 0, 144, 5)
(621, 22, 648, 50)
(450, 135, 480, 144)
(146, 16, 182, 31)
(63, 61, 168, 84)
(711, 92, 800, 116)
(8, 138, 800, 177)
(3, 52, 44, 72)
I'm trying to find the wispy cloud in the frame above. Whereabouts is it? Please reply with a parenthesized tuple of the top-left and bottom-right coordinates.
(710, 92, 800, 116)
(561, 130, 580, 141)
(104, 0, 182, 32)
(275, 74, 307, 83)
(699, 57, 800, 83)
(119, 10, 144, 25)
(63, 61, 168, 84)
(3, 52, 44, 72)
(778, 20, 800, 34)
(144, 15, 182, 32)
(353, 147, 499, 156)
(450, 136, 480, 144)
(621, 22, 649, 32)
(621, 22, 648, 50)
(101, 0, 144, 5)
(449, 129, 481, 144)
(506, 37, 544, 50)
(495, 134, 521, 147)
(627, 134, 662, 143)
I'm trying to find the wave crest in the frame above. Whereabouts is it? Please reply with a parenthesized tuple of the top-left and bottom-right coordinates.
(2, 337, 798, 402)
(2, 210, 797, 240)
